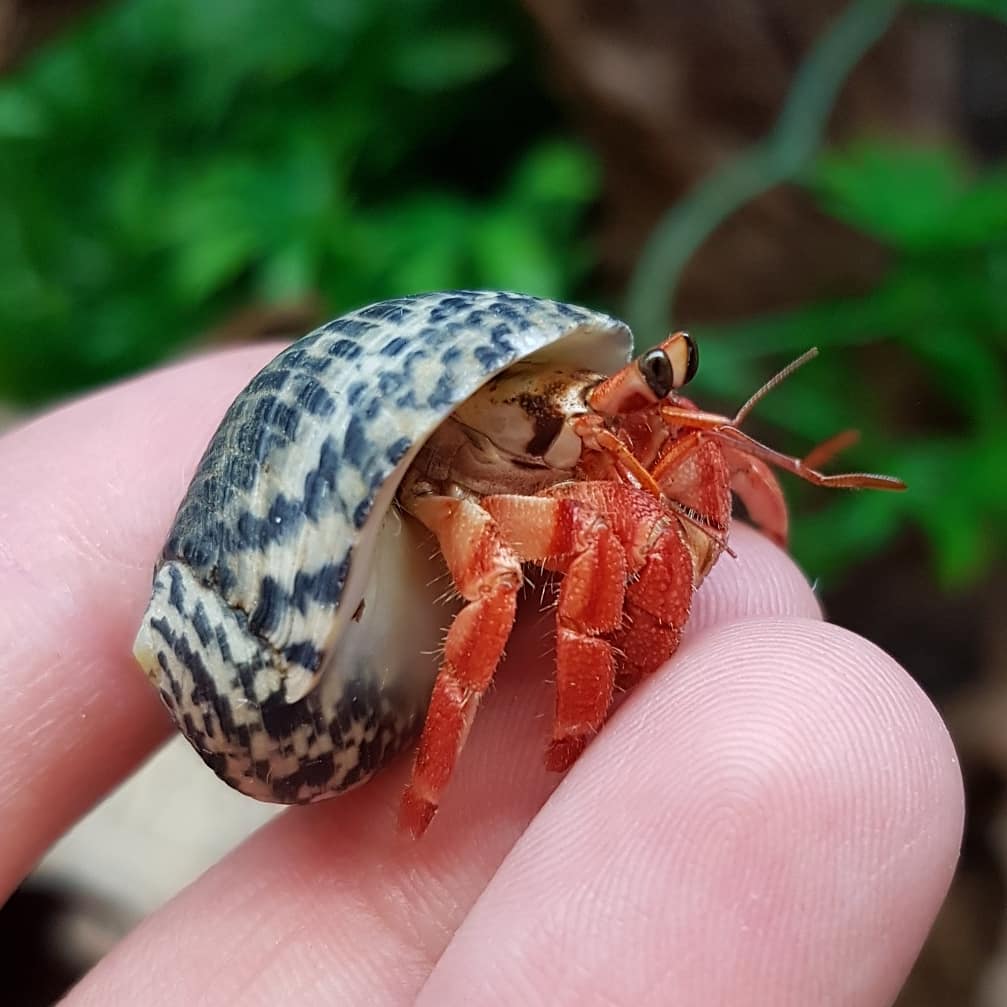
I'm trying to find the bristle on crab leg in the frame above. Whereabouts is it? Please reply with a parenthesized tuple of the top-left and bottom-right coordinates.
(399, 495, 523, 837)
(482, 493, 627, 774)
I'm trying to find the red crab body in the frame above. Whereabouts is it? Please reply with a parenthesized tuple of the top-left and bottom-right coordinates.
(396, 334, 904, 836)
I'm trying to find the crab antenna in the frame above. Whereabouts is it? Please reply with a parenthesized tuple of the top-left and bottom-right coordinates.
(732, 347, 819, 426)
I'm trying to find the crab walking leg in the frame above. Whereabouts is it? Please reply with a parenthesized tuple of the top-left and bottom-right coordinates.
(399, 494, 523, 838)
(659, 405, 906, 493)
(482, 494, 627, 773)
(721, 448, 789, 548)
(548, 484, 699, 690)
(611, 521, 696, 687)
(801, 429, 861, 470)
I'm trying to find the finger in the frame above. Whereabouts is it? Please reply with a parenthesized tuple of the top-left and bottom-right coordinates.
(0, 345, 281, 896)
(417, 619, 963, 1006)
(68, 553, 832, 1006)
(1, 337, 837, 1001)
(0, 331, 815, 902)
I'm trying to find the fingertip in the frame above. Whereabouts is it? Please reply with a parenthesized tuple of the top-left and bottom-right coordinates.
(419, 617, 962, 1006)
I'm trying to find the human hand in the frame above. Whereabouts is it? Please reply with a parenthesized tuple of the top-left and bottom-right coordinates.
(0, 346, 963, 1005)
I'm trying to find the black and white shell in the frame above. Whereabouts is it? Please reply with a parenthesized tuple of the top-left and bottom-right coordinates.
(133, 291, 633, 804)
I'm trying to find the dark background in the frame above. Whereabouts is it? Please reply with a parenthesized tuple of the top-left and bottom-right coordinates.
(0, 1, 1004, 1003)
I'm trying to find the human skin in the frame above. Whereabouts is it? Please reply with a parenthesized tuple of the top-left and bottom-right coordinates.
(0, 346, 963, 1005)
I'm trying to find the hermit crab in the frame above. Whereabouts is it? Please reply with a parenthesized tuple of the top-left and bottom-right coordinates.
(133, 290, 904, 837)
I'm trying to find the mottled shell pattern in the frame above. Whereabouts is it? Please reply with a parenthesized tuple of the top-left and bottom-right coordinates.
(134, 291, 633, 805)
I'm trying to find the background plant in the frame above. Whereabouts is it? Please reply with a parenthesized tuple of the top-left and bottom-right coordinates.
(0, 0, 597, 403)
(697, 142, 1007, 586)
(627, 0, 1007, 589)
(0, 0, 1003, 592)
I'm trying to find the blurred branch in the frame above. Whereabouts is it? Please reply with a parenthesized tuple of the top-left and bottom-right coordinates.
(625, 0, 903, 344)
(0, 0, 105, 73)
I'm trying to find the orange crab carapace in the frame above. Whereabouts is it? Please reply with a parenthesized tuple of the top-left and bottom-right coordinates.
(396, 334, 905, 836)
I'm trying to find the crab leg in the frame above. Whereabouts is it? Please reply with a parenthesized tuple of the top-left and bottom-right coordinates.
(399, 494, 523, 838)
(801, 429, 860, 469)
(541, 483, 697, 726)
(482, 494, 627, 773)
(648, 426, 790, 550)
(649, 431, 733, 580)
(659, 405, 907, 493)
(720, 448, 789, 548)
(611, 519, 695, 687)
(710, 426, 907, 491)
(573, 424, 664, 499)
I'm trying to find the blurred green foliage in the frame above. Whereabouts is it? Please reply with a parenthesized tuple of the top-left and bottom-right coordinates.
(0, 0, 598, 403)
(1, 0, 1004, 591)
(697, 142, 1007, 587)
(925, 0, 1007, 16)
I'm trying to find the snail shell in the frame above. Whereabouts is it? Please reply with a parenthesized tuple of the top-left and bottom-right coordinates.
(133, 291, 632, 803)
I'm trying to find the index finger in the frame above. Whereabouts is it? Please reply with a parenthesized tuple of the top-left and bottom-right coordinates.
(0, 344, 820, 899)
(0, 345, 280, 895)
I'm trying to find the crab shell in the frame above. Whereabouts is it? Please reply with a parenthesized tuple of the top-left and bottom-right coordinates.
(133, 291, 633, 804)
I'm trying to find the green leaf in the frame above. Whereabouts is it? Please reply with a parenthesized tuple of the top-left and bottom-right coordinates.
(0, 88, 46, 139)
(896, 436, 1003, 586)
(0, 0, 595, 404)
(897, 324, 1006, 423)
(390, 29, 509, 92)
(811, 142, 1007, 252)
(789, 490, 907, 583)
(258, 238, 318, 301)
(921, 0, 1007, 21)
(473, 212, 562, 295)
(507, 140, 600, 208)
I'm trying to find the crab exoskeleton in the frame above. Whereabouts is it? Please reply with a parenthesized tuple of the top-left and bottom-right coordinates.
(133, 291, 904, 837)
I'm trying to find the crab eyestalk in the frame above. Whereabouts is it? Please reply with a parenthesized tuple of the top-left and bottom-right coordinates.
(587, 332, 698, 413)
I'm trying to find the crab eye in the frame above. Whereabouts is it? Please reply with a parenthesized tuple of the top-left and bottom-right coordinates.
(637, 333, 699, 398)
(639, 348, 675, 399)
(682, 334, 699, 385)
